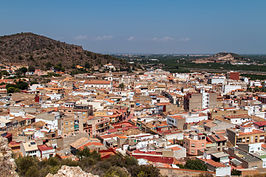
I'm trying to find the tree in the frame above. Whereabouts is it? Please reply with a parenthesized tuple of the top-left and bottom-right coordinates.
(118, 83, 125, 90)
(85, 62, 91, 69)
(16, 67, 28, 76)
(0, 70, 9, 76)
(129, 165, 160, 177)
(15, 156, 39, 176)
(28, 66, 35, 72)
(54, 63, 65, 72)
(16, 81, 29, 90)
(124, 156, 138, 167)
(7, 87, 20, 93)
(104, 166, 129, 177)
(76, 147, 91, 159)
(184, 159, 207, 171)
(45, 62, 53, 70)
(25, 166, 40, 177)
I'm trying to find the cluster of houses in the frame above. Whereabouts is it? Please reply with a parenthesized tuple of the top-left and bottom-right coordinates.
(0, 67, 265, 176)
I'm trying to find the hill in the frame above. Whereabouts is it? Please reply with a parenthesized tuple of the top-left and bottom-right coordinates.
(0, 32, 129, 71)
(213, 52, 243, 60)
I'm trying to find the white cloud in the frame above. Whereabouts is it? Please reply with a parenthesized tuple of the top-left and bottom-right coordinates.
(127, 36, 135, 41)
(95, 35, 113, 40)
(74, 35, 88, 41)
(152, 36, 174, 41)
(180, 37, 190, 42)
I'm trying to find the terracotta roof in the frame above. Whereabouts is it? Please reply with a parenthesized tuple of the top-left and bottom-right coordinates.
(200, 159, 226, 167)
(225, 114, 250, 119)
(100, 133, 122, 139)
(85, 80, 111, 85)
(8, 141, 21, 147)
(239, 129, 264, 136)
(38, 145, 54, 151)
(254, 121, 266, 127)
(168, 146, 181, 151)
(169, 115, 184, 120)
(70, 137, 90, 149)
(156, 102, 171, 106)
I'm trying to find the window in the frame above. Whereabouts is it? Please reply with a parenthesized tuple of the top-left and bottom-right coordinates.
(191, 144, 195, 147)
(246, 137, 250, 143)
(202, 143, 205, 147)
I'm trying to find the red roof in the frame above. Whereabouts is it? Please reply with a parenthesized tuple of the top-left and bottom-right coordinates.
(156, 102, 171, 106)
(254, 121, 266, 127)
(8, 141, 21, 147)
(200, 159, 226, 167)
(132, 155, 174, 164)
(239, 129, 264, 136)
(85, 80, 111, 85)
(38, 145, 53, 151)
(169, 115, 184, 120)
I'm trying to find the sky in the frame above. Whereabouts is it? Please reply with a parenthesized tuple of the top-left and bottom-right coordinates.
(0, 0, 266, 54)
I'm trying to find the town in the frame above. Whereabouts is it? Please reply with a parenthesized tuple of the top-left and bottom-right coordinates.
(0, 63, 265, 177)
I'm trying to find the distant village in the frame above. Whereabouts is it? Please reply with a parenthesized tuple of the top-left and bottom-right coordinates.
(0, 63, 265, 177)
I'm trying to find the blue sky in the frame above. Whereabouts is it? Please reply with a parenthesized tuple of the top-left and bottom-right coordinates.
(1, 0, 266, 54)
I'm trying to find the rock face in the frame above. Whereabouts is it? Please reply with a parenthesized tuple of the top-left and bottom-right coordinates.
(46, 165, 99, 177)
(0, 136, 19, 177)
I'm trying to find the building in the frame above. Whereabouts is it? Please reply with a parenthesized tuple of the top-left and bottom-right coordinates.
(254, 121, 266, 131)
(228, 147, 263, 168)
(38, 144, 55, 159)
(258, 95, 266, 104)
(227, 128, 265, 146)
(58, 114, 75, 137)
(184, 91, 217, 111)
(223, 84, 242, 95)
(20, 141, 40, 157)
(70, 137, 106, 154)
(84, 80, 112, 89)
(167, 115, 186, 130)
(184, 93, 202, 111)
(183, 132, 206, 155)
(224, 114, 251, 125)
(208, 134, 227, 152)
(200, 158, 231, 177)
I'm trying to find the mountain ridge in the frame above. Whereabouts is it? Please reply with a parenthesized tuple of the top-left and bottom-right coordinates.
(0, 32, 128, 70)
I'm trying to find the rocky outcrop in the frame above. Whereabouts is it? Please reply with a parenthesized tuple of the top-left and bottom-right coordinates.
(46, 165, 99, 177)
(0, 136, 19, 177)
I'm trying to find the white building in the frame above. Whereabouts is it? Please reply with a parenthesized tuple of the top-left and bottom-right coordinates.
(223, 84, 242, 95)
(20, 141, 40, 157)
(84, 80, 112, 89)
(35, 112, 60, 130)
(208, 76, 226, 85)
